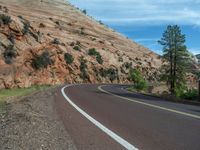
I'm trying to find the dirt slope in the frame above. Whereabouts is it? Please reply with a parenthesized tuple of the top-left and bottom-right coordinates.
(0, 0, 162, 89)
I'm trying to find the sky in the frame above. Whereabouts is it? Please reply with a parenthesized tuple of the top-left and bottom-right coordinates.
(68, 0, 200, 55)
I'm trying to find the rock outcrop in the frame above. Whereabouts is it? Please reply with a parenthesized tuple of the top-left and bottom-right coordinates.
(0, 0, 162, 89)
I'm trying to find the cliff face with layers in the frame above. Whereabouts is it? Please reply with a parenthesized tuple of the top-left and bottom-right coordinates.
(0, 0, 162, 89)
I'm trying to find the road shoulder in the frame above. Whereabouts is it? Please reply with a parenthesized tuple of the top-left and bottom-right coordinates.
(0, 87, 77, 150)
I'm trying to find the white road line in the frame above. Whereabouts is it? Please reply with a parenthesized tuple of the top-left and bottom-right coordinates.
(61, 85, 139, 150)
(98, 85, 200, 120)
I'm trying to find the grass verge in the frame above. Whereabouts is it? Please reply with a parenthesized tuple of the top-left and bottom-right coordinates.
(0, 85, 51, 114)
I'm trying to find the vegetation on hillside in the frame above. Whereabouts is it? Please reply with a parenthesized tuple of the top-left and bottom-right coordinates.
(3, 45, 17, 64)
(88, 48, 103, 64)
(79, 57, 89, 80)
(0, 14, 12, 25)
(159, 25, 198, 101)
(31, 51, 54, 70)
(129, 68, 147, 91)
(64, 53, 74, 64)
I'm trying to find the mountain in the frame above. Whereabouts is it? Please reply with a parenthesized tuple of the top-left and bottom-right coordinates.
(0, 0, 162, 89)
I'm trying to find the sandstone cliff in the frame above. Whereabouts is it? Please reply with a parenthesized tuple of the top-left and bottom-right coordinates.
(0, 0, 162, 89)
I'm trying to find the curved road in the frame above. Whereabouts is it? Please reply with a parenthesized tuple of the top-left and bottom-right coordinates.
(55, 84, 200, 150)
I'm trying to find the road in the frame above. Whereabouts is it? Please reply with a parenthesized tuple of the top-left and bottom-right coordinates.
(55, 84, 200, 150)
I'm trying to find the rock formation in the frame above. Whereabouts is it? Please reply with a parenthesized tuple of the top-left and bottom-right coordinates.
(0, 0, 162, 89)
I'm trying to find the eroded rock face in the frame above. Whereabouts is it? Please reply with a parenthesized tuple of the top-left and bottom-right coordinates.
(0, 0, 163, 89)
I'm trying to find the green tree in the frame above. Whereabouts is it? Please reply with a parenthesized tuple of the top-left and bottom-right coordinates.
(158, 25, 189, 95)
(129, 68, 147, 91)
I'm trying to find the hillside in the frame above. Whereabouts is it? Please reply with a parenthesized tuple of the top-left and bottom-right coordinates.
(0, 0, 162, 89)
(196, 54, 200, 64)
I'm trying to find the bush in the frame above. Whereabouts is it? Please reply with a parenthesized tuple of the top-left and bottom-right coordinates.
(79, 57, 88, 80)
(82, 9, 87, 14)
(96, 54, 103, 64)
(180, 89, 198, 100)
(0, 14, 12, 25)
(88, 48, 98, 56)
(99, 68, 107, 77)
(8, 33, 15, 44)
(88, 48, 103, 64)
(3, 45, 17, 64)
(64, 53, 74, 64)
(123, 62, 132, 69)
(99, 68, 118, 81)
(52, 38, 60, 44)
(107, 68, 118, 82)
(73, 45, 81, 51)
(129, 68, 147, 91)
(22, 22, 30, 35)
(118, 57, 123, 62)
(70, 42, 75, 47)
(31, 51, 53, 70)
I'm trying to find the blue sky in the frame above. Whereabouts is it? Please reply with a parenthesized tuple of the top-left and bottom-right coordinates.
(68, 0, 200, 55)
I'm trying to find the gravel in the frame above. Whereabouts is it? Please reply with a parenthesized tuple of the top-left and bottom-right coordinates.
(0, 87, 77, 150)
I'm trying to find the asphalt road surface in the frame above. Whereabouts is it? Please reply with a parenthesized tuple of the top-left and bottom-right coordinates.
(55, 84, 200, 150)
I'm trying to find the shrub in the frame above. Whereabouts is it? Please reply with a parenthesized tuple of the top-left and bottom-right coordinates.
(118, 57, 123, 62)
(123, 62, 132, 69)
(96, 54, 103, 64)
(0, 14, 12, 25)
(64, 53, 74, 64)
(82, 9, 87, 14)
(107, 68, 118, 82)
(79, 57, 88, 80)
(180, 89, 198, 100)
(76, 41, 81, 45)
(129, 68, 147, 91)
(70, 42, 75, 47)
(73, 45, 81, 51)
(22, 22, 30, 35)
(52, 38, 60, 44)
(99, 68, 118, 81)
(88, 48, 98, 56)
(80, 27, 85, 35)
(8, 33, 15, 44)
(99, 68, 107, 77)
(31, 50, 53, 70)
(3, 45, 17, 64)
(88, 48, 103, 64)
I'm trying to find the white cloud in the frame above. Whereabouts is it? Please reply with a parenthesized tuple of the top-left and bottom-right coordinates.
(134, 38, 158, 42)
(188, 48, 200, 55)
(68, 0, 200, 26)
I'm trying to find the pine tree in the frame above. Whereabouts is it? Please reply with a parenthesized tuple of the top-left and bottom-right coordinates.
(158, 25, 189, 95)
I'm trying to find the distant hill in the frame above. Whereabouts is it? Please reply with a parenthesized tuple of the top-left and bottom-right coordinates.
(0, 0, 162, 89)
(196, 54, 200, 64)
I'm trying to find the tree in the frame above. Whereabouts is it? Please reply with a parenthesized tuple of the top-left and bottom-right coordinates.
(129, 68, 147, 91)
(82, 9, 87, 14)
(158, 25, 189, 95)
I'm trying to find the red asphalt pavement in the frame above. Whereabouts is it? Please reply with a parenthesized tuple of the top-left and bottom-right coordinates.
(55, 84, 200, 150)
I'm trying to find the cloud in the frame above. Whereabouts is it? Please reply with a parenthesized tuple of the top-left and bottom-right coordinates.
(188, 48, 200, 55)
(134, 38, 159, 42)
(68, 0, 200, 26)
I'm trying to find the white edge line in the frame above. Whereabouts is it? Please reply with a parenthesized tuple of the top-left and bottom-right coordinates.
(99, 85, 200, 120)
(61, 84, 139, 150)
